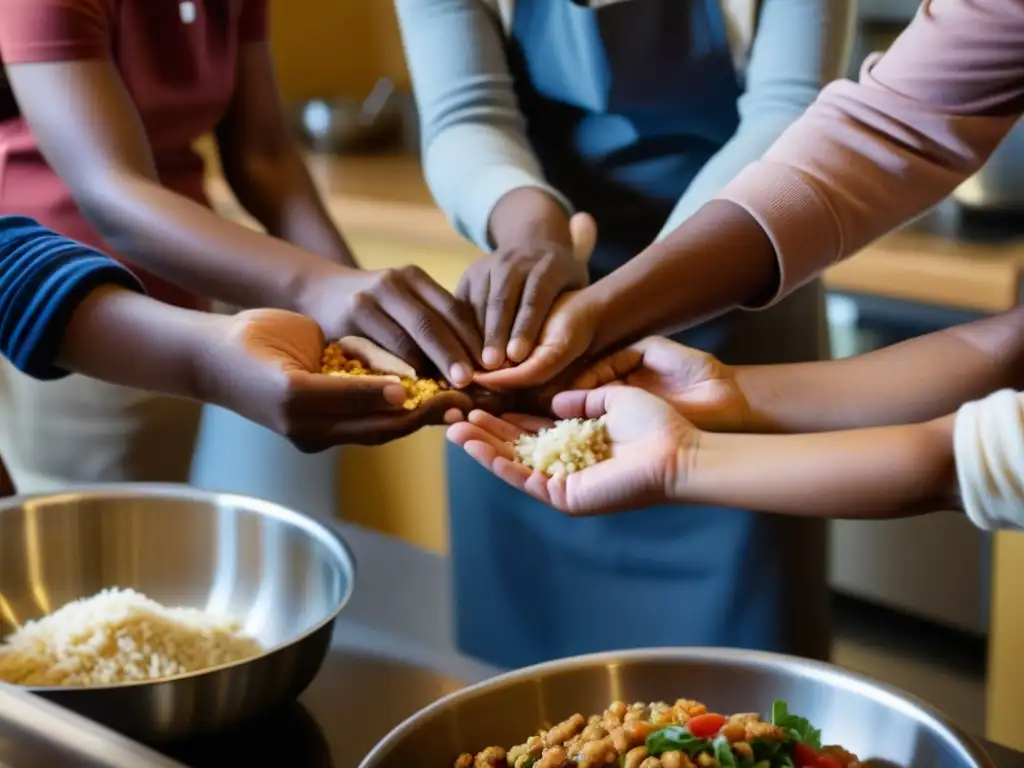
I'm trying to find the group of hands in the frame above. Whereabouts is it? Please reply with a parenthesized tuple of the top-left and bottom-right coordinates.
(195, 213, 748, 516)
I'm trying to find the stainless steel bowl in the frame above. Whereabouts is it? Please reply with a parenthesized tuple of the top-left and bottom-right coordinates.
(360, 648, 993, 768)
(0, 484, 355, 742)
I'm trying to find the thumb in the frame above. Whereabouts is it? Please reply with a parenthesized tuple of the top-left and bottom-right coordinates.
(569, 212, 597, 264)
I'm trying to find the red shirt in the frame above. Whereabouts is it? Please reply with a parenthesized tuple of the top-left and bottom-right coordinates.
(0, 0, 268, 309)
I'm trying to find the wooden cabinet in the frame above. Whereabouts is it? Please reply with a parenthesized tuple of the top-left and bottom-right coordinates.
(334, 233, 477, 556)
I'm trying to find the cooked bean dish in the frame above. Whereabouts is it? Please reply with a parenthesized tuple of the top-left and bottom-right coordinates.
(455, 699, 860, 768)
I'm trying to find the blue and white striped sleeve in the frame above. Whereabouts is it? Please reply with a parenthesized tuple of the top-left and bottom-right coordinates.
(0, 215, 144, 380)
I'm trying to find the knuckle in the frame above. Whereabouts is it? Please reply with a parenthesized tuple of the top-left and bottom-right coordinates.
(372, 269, 402, 293)
(349, 290, 376, 312)
(397, 264, 426, 282)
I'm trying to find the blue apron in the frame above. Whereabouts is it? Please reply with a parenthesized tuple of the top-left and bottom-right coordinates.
(447, 0, 831, 670)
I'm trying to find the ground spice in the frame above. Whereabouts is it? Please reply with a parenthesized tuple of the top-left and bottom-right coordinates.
(320, 341, 449, 410)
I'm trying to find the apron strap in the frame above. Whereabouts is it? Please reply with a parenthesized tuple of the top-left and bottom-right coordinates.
(484, 0, 762, 74)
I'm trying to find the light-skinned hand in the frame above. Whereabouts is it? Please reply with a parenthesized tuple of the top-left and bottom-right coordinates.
(571, 336, 752, 431)
(447, 386, 696, 515)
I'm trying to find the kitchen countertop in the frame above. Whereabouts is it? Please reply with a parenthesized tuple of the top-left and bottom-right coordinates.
(148, 521, 1022, 768)
(205, 152, 1024, 315)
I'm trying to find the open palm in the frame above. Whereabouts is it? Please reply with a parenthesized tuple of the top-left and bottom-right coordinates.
(572, 336, 750, 432)
(447, 386, 694, 516)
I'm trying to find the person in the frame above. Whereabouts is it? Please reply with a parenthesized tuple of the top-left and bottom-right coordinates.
(0, 215, 470, 470)
(448, 304, 1024, 529)
(473, 0, 1024, 392)
(397, 0, 856, 667)
(0, 0, 480, 514)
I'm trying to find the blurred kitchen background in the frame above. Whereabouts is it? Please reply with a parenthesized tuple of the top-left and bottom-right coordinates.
(202, 0, 1024, 751)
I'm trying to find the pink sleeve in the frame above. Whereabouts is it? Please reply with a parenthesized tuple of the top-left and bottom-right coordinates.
(0, 0, 113, 63)
(717, 0, 1024, 307)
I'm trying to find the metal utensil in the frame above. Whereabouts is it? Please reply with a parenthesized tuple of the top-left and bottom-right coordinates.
(0, 484, 355, 742)
(292, 77, 406, 154)
(359, 647, 993, 768)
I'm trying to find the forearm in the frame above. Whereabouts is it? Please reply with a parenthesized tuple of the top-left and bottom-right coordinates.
(55, 285, 221, 400)
(488, 187, 573, 250)
(684, 415, 959, 518)
(222, 150, 358, 268)
(584, 200, 779, 354)
(78, 174, 339, 311)
(733, 305, 1024, 433)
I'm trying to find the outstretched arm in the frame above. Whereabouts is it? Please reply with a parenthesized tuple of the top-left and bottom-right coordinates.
(586, 0, 1024, 356)
(734, 305, 1024, 433)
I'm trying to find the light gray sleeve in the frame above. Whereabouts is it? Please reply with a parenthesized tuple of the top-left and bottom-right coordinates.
(394, 0, 572, 250)
(656, 0, 857, 239)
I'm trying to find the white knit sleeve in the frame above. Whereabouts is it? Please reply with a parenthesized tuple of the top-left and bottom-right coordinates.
(953, 389, 1024, 531)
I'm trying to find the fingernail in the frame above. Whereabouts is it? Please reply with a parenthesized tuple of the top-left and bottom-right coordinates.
(482, 347, 502, 369)
(383, 385, 406, 406)
(507, 340, 529, 362)
(449, 363, 472, 387)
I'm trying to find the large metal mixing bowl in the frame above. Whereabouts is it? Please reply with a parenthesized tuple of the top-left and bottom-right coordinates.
(360, 648, 993, 768)
(0, 484, 354, 742)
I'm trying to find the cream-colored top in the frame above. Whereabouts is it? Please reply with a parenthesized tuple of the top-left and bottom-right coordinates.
(954, 388, 1024, 531)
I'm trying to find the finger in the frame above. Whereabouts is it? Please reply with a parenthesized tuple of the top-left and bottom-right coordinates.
(286, 371, 407, 415)
(473, 343, 569, 390)
(506, 267, 560, 363)
(500, 413, 555, 433)
(457, 269, 489, 338)
(317, 390, 473, 446)
(449, 424, 516, 458)
(382, 282, 477, 387)
(483, 265, 528, 369)
(353, 304, 428, 373)
(550, 387, 623, 420)
(405, 268, 485, 368)
(568, 212, 598, 264)
(573, 348, 643, 390)
(466, 410, 528, 443)
(494, 457, 543, 498)
(336, 336, 417, 378)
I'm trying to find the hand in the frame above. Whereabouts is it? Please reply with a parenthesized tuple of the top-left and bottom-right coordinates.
(473, 286, 604, 390)
(572, 336, 751, 432)
(197, 309, 473, 452)
(447, 386, 696, 515)
(459, 211, 597, 370)
(301, 265, 483, 387)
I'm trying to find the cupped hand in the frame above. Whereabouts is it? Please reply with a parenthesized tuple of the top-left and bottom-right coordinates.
(199, 309, 473, 453)
(303, 264, 483, 388)
(460, 211, 597, 371)
(447, 386, 696, 515)
(572, 336, 751, 432)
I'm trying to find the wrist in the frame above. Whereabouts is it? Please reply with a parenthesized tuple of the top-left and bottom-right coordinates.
(289, 263, 358, 321)
(487, 187, 572, 250)
(674, 430, 738, 507)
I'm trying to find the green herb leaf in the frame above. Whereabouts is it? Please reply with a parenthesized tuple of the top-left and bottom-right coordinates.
(770, 701, 822, 749)
(713, 734, 738, 768)
(646, 726, 712, 757)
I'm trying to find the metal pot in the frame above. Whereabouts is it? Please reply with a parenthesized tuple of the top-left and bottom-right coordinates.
(953, 118, 1024, 211)
(0, 484, 355, 742)
(360, 647, 993, 767)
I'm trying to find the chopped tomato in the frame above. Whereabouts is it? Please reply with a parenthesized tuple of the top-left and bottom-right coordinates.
(687, 713, 727, 739)
(793, 742, 820, 767)
(815, 756, 843, 768)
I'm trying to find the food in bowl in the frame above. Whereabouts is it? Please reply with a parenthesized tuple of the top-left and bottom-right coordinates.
(514, 417, 610, 476)
(320, 340, 448, 410)
(455, 698, 860, 768)
(0, 587, 262, 686)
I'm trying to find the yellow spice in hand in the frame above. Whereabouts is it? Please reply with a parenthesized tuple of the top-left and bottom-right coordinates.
(319, 342, 448, 410)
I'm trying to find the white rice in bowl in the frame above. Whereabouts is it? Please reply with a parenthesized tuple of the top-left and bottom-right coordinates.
(0, 587, 262, 687)
(514, 417, 611, 476)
